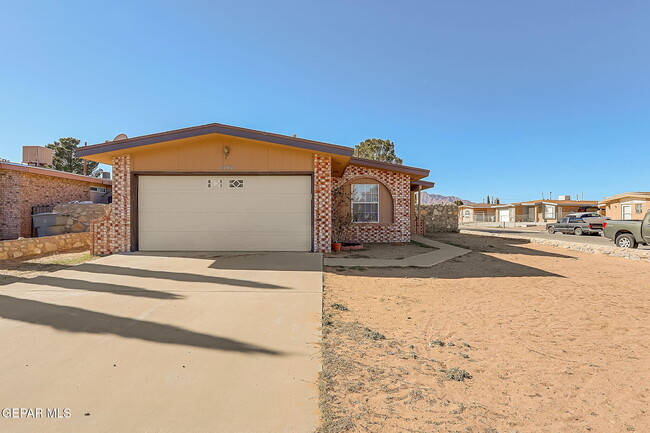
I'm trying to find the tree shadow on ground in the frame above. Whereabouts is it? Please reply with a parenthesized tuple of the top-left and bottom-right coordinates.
(14, 275, 182, 299)
(0, 294, 282, 355)
(429, 234, 575, 258)
(326, 251, 566, 280)
(71, 263, 289, 290)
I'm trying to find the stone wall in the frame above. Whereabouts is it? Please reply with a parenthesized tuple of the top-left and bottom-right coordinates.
(332, 164, 411, 244)
(0, 232, 91, 260)
(53, 203, 109, 233)
(420, 204, 459, 233)
(0, 168, 103, 239)
(90, 155, 132, 256)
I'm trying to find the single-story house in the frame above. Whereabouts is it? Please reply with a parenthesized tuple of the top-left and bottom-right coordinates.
(459, 198, 599, 225)
(0, 160, 112, 240)
(459, 204, 497, 224)
(599, 192, 650, 220)
(75, 123, 434, 254)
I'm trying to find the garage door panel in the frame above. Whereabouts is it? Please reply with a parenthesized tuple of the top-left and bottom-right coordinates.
(139, 175, 311, 193)
(139, 231, 311, 251)
(139, 192, 312, 213)
(139, 212, 311, 232)
(138, 176, 312, 251)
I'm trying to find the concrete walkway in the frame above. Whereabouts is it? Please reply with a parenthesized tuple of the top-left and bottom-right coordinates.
(0, 252, 322, 433)
(324, 235, 470, 267)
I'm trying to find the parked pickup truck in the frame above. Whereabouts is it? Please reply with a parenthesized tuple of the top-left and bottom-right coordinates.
(546, 212, 607, 236)
(602, 212, 650, 248)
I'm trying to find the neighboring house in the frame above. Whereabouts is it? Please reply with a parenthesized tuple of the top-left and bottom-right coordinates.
(459, 197, 599, 225)
(459, 204, 497, 224)
(0, 160, 112, 240)
(75, 122, 434, 254)
(599, 192, 650, 220)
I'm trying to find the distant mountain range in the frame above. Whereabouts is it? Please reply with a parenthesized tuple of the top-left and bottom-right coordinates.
(420, 192, 476, 205)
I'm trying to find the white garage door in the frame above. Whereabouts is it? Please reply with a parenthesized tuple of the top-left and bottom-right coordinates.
(138, 175, 312, 251)
(499, 209, 511, 223)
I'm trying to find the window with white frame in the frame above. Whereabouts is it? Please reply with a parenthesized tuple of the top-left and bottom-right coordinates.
(544, 205, 556, 219)
(635, 203, 643, 213)
(90, 186, 106, 193)
(352, 184, 379, 223)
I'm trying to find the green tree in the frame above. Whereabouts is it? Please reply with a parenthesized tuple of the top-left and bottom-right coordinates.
(46, 137, 101, 176)
(353, 138, 403, 164)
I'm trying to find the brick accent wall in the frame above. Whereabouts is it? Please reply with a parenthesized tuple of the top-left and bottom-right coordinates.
(0, 168, 101, 239)
(313, 155, 332, 252)
(90, 155, 131, 255)
(333, 164, 411, 243)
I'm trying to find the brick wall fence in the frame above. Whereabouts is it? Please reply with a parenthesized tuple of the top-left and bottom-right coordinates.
(420, 204, 459, 233)
(53, 203, 109, 233)
(0, 168, 101, 239)
(0, 232, 90, 260)
(90, 156, 131, 256)
(332, 164, 411, 243)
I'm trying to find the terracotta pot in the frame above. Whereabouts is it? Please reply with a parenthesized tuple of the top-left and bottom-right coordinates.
(331, 242, 342, 252)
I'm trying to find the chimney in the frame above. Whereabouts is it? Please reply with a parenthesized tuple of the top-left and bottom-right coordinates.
(22, 146, 53, 167)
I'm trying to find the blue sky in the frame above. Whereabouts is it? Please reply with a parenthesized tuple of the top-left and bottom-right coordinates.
(1, 1, 648, 203)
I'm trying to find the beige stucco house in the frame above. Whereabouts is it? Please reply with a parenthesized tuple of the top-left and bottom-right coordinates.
(76, 122, 434, 254)
(599, 192, 650, 220)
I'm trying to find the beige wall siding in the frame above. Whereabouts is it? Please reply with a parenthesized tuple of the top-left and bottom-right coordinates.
(130, 135, 314, 173)
(605, 199, 650, 219)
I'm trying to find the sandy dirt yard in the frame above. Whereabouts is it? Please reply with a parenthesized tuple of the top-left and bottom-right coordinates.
(320, 233, 649, 433)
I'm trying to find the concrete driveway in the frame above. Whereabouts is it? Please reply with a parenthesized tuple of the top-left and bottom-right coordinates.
(0, 252, 322, 433)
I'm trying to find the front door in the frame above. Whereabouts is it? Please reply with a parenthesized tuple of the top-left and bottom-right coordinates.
(499, 209, 510, 223)
(622, 205, 633, 220)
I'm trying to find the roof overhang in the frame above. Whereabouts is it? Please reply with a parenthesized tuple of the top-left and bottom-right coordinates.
(74, 122, 433, 184)
(599, 192, 650, 205)
(0, 162, 112, 185)
(349, 157, 429, 181)
(76, 123, 354, 160)
(410, 179, 435, 191)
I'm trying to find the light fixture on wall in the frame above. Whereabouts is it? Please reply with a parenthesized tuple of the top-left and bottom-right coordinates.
(223, 146, 231, 159)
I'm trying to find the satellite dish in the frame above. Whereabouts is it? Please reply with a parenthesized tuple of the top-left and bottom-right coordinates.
(113, 133, 128, 141)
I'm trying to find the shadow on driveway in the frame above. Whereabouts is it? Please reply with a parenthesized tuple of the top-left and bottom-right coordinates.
(0, 294, 282, 355)
(20, 275, 183, 299)
(72, 263, 289, 290)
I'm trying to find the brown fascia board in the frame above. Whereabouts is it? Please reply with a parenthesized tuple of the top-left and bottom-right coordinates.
(76, 123, 355, 158)
(349, 157, 430, 178)
(0, 162, 112, 185)
(410, 180, 435, 191)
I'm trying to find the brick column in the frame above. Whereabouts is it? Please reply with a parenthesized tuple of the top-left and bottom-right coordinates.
(313, 155, 332, 252)
(90, 155, 131, 255)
